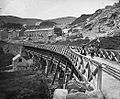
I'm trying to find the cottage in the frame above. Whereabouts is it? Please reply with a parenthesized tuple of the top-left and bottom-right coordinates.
(12, 54, 33, 71)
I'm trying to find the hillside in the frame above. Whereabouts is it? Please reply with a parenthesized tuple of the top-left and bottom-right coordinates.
(39, 21, 57, 28)
(25, 21, 57, 30)
(69, 1, 120, 39)
(70, 14, 92, 26)
(99, 36, 120, 50)
(0, 16, 43, 26)
(0, 16, 76, 28)
(48, 16, 76, 27)
(0, 71, 50, 99)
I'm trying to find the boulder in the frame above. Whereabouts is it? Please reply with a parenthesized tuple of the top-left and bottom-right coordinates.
(86, 83, 94, 91)
(53, 89, 68, 99)
(87, 90, 104, 99)
(67, 80, 87, 93)
(69, 89, 79, 93)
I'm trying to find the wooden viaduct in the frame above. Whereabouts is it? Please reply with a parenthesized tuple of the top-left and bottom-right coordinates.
(0, 40, 120, 98)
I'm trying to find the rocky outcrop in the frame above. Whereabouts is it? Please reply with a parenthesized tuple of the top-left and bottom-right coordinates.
(70, 14, 92, 26)
(69, 1, 120, 39)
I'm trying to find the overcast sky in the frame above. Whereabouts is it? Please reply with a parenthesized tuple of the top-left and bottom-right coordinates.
(0, 0, 119, 19)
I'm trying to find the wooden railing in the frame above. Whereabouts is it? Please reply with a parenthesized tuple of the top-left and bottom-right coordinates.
(70, 47, 120, 98)
(70, 45, 120, 63)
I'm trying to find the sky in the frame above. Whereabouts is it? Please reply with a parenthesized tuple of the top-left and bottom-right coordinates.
(0, 0, 119, 19)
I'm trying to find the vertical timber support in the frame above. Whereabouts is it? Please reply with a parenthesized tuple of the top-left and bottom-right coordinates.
(45, 59, 49, 75)
(49, 58, 54, 73)
(63, 60, 68, 89)
(97, 64, 102, 90)
(46, 57, 54, 77)
(58, 68, 62, 80)
(51, 61, 60, 86)
(70, 70, 74, 80)
(20, 46, 23, 56)
(58, 67, 64, 88)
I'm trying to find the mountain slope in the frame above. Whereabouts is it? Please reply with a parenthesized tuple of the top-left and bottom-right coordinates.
(0, 16, 76, 28)
(0, 16, 43, 26)
(26, 21, 57, 29)
(48, 16, 76, 27)
(70, 14, 92, 26)
(69, 1, 120, 39)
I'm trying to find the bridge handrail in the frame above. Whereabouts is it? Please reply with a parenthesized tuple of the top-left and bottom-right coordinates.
(70, 48, 120, 80)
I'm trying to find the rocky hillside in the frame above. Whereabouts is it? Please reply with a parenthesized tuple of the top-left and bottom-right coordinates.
(70, 14, 92, 26)
(69, 1, 120, 39)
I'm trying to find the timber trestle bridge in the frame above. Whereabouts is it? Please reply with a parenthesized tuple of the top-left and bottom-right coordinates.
(0, 40, 120, 98)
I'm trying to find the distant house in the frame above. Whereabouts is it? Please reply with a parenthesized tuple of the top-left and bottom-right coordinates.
(0, 29, 8, 40)
(8, 29, 20, 39)
(0, 28, 21, 40)
(12, 54, 33, 71)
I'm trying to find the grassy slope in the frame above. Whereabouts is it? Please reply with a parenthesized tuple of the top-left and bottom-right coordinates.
(0, 41, 14, 68)
(100, 36, 120, 50)
(0, 71, 50, 99)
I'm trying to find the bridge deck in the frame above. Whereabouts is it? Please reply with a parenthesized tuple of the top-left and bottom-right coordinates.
(86, 55, 120, 70)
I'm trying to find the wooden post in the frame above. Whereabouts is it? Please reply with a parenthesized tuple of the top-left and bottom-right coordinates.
(58, 68, 64, 88)
(70, 69, 74, 80)
(50, 59, 54, 73)
(46, 57, 53, 77)
(63, 73, 69, 89)
(118, 53, 120, 63)
(51, 61, 60, 86)
(20, 46, 22, 55)
(97, 64, 102, 90)
(58, 68, 63, 80)
(63, 60, 68, 89)
(45, 59, 48, 75)
(49, 57, 54, 72)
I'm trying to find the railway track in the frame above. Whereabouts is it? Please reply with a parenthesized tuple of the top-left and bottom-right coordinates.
(102, 63, 120, 81)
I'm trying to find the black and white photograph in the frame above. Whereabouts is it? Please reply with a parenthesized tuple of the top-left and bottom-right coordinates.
(0, 0, 120, 99)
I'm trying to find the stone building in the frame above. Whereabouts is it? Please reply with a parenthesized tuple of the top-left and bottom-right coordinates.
(23, 25, 55, 42)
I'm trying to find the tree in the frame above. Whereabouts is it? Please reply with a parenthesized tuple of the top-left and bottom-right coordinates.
(85, 37, 90, 41)
(1, 23, 22, 30)
(54, 28, 62, 36)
